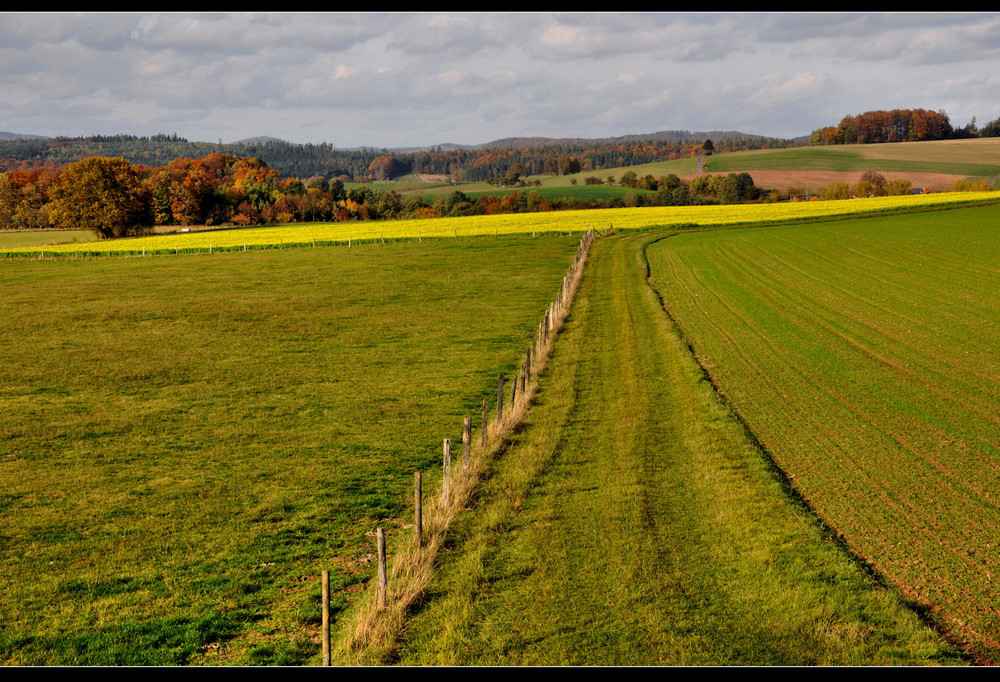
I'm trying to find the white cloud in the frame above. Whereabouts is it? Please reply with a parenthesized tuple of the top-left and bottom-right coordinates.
(0, 12, 997, 146)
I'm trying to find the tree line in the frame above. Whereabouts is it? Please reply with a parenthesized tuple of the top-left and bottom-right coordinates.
(810, 108, 1000, 145)
(0, 153, 763, 238)
(0, 131, 799, 184)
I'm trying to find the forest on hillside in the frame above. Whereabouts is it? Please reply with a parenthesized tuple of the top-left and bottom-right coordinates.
(0, 131, 797, 183)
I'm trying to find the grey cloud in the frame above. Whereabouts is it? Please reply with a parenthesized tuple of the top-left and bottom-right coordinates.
(1, 12, 997, 146)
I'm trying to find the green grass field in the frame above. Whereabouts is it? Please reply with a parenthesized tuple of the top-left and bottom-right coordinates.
(390, 231, 966, 665)
(645, 204, 1000, 660)
(4, 189, 1000, 665)
(0, 234, 582, 665)
(0, 230, 98, 249)
(703, 141, 1000, 177)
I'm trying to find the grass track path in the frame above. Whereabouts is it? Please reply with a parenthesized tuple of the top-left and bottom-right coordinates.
(391, 232, 965, 666)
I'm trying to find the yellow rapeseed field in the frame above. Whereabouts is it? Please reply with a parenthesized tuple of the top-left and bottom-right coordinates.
(7, 191, 999, 255)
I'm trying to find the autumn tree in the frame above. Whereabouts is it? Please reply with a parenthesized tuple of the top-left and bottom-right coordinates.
(368, 154, 408, 181)
(48, 157, 153, 238)
(855, 170, 888, 197)
(0, 169, 59, 230)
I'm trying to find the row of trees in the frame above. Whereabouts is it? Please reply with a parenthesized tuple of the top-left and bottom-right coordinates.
(807, 171, 995, 201)
(817, 171, 916, 200)
(810, 108, 1000, 145)
(0, 153, 764, 238)
(0, 154, 299, 235)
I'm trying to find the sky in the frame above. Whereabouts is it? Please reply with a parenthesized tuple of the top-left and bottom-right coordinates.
(1, 12, 999, 148)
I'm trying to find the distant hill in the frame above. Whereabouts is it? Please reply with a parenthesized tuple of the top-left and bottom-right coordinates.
(0, 131, 48, 141)
(0, 129, 803, 180)
(473, 130, 779, 150)
(229, 135, 288, 146)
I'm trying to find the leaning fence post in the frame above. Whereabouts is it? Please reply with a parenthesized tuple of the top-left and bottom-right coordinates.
(376, 528, 387, 609)
(321, 570, 331, 665)
(462, 417, 471, 472)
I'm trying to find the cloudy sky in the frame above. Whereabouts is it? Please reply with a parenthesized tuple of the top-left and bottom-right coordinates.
(2, 12, 998, 148)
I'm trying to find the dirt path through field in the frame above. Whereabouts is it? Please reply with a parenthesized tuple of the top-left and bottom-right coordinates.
(389, 232, 965, 665)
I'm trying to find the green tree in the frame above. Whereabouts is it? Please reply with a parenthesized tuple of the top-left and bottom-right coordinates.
(717, 172, 757, 204)
(820, 181, 852, 200)
(658, 174, 680, 191)
(48, 157, 153, 238)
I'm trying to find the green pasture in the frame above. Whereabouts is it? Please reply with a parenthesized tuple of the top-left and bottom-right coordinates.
(645, 203, 1000, 661)
(703, 140, 1000, 177)
(0, 230, 98, 249)
(0, 234, 582, 665)
(392, 231, 966, 665)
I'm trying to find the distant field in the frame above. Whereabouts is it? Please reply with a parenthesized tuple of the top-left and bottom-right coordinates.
(532, 138, 1000, 195)
(705, 145, 999, 176)
(645, 204, 1000, 659)
(702, 138, 1000, 191)
(0, 235, 582, 665)
(6, 191, 997, 257)
(459, 184, 656, 203)
(0, 230, 97, 249)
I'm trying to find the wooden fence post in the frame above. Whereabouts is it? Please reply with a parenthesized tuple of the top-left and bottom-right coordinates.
(322, 570, 331, 665)
(377, 528, 387, 609)
(414, 471, 422, 547)
(497, 374, 505, 422)
(442, 439, 451, 503)
(481, 396, 488, 445)
(462, 417, 471, 472)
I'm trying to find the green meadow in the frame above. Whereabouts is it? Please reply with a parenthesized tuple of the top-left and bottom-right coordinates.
(390, 230, 968, 666)
(3, 192, 1000, 665)
(0, 234, 582, 665)
(702, 142, 1000, 177)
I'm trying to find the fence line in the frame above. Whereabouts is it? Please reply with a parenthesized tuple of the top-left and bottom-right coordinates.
(328, 227, 597, 665)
